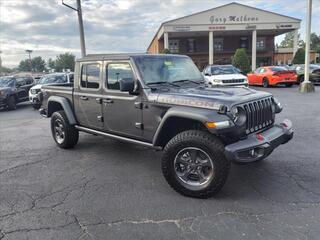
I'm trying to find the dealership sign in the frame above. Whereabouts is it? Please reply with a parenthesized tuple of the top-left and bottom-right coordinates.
(210, 15, 259, 24)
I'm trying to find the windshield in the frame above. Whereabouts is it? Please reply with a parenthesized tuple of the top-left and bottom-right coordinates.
(211, 66, 238, 75)
(0, 77, 15, 87)
(39, 74, 67, 84)
(134, 56, 203, 84)
(271, 67, 287, 72)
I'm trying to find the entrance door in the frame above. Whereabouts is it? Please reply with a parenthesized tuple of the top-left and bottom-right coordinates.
(74, 62, 104, 130)
(102, 61, 143, 138)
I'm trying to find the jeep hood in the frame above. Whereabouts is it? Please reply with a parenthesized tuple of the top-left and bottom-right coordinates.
(31, 84, 43, 90)
(152, 86, 272, 110)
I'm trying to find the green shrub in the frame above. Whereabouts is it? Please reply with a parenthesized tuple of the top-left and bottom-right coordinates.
(232, 48, 251, 73)
(161, 48, 171, 54)
(292, 48, 305, 64)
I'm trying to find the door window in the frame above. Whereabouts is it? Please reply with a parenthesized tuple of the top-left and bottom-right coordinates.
(16, 78, 27, 87)
(81, 64, 100, 89)
(106, 63, 133, 90)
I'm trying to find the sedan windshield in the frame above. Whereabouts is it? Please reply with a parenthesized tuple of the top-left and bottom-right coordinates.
(0, 77, 15, 87)
(133, 56, 203, 85)
(39, 75, 67, 84)
(211, 66, 238, 75)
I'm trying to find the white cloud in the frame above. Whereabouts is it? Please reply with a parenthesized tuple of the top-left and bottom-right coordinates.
(0, 0, 319, 68)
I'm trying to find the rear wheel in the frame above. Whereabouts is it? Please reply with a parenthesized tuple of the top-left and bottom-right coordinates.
(51, 110, 79, 149)
(262, 78, 269, 88)
(7, 96, 17, 110)
(161, 130, 230, 198)
(299, 75, 304, 84)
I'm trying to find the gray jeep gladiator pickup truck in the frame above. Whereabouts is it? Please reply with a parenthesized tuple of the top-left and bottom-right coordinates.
(39, 54, 293, 198)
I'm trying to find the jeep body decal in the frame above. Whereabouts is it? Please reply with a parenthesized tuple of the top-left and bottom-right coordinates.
(157, 95, 221, 110)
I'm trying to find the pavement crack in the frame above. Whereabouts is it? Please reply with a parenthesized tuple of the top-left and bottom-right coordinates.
(1, 221, 76, 237)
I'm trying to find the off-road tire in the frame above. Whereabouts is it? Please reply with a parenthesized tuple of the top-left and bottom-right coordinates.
(32, 103, 41, 110)
(262, 78, 269, 88)
(161, 130, 230, 198)
(7, 95, 17, 110)
(51, 110, 79, 149)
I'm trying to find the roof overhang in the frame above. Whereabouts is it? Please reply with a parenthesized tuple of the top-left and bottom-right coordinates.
(148, 2, 301, 49)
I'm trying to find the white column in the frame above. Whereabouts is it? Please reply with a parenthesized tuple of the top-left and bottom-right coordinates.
(293, 29, 299, 57)
(304, 0, 312, 83)
(209, 31, 214, 65)
(251, 29, 257, 71)
(164, 32, 169, 50)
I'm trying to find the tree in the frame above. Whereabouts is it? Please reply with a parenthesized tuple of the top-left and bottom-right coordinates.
(0, 66, 12, 74)
(54, 53, 75, 72)
(18, 59, 31, 71)
(232, 48, 251, 73)
(47, 58, 55, 70)
(18, 56, 46, 72)
(279, 32, 304, 48)
(31, 56, 46, 72)
(292, 48, 305, 64)
(310, 33, 320, 52)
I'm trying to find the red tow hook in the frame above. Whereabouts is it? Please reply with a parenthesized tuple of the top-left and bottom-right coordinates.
(256, 133, 264, 141)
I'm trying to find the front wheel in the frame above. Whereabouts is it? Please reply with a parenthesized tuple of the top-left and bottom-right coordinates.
(161, 130, 230, 198)
(7, 96, 17, 110)
(32, 103, 41, 110)
(262, 78, 269, 88)
(51, 110, 79, 149)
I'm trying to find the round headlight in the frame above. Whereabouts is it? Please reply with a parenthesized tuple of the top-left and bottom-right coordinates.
(231, 106, 247, 126)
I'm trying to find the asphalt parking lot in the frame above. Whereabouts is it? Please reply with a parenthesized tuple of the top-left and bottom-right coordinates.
(0, 85, 320, 240)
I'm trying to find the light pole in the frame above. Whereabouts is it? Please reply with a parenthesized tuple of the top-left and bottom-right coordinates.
(299, 0, 315, 92)
(0, 50, 2, 76)
(25, 49, 33, 72)
(62, 0, 86, 57)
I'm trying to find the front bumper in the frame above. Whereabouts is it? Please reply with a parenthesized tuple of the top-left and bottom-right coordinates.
(225, 119, 293, 162)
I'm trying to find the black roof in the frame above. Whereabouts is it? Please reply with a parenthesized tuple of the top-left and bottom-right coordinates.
(77, 53, 189, 62)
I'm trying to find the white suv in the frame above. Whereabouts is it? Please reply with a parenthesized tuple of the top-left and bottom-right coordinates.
(203, 65, 248, 87)
(29, 72, 73, 109)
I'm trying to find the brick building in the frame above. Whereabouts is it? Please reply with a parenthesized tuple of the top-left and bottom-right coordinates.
(147, 2, 301, 70)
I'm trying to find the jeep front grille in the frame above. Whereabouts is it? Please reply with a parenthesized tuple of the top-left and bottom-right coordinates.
(222, 79, 244, 84)
(242, 98, 274, 134)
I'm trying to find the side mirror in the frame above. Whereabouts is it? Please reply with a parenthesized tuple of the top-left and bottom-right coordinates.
(119, 78, 134, 92)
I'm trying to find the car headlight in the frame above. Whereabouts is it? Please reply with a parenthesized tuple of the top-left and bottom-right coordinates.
(272, 97, 282, 113)
(0, 90, 6, 97)
(230, 106, 247, 126)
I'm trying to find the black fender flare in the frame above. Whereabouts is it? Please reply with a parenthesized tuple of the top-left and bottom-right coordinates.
(47, 96, 77, 125)
(152, 106, 229, 146)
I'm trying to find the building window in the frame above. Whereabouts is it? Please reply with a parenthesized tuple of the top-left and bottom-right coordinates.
(240, 37, 248, 49)
(257, 37, 266, 50)
(214, 38, 223, 51)
(187, 39, 195, 53)
(169, 40, 179, 53)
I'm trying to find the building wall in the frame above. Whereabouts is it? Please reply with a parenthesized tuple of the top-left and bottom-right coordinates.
(274, 52, 317, 65)
(150, 35, 275, 69)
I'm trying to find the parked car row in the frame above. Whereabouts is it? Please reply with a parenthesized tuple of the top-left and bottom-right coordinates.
(0, 72, 73, 111)
(202, 64, 320, 88)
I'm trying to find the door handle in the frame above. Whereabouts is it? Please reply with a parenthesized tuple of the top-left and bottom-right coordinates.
(80, 96, 89, 100)
(102, 98, 113, 104)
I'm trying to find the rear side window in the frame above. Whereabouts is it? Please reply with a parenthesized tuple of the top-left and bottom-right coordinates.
(271, 67, 286, 72)
(106, 63, 133, 90)
(81, 64, 100, 89)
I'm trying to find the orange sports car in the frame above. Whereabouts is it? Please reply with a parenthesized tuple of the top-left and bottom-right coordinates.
(247, 66, 297, 87)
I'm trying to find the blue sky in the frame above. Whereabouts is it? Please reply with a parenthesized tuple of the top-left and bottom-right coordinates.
(0, 0, 319, 68)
